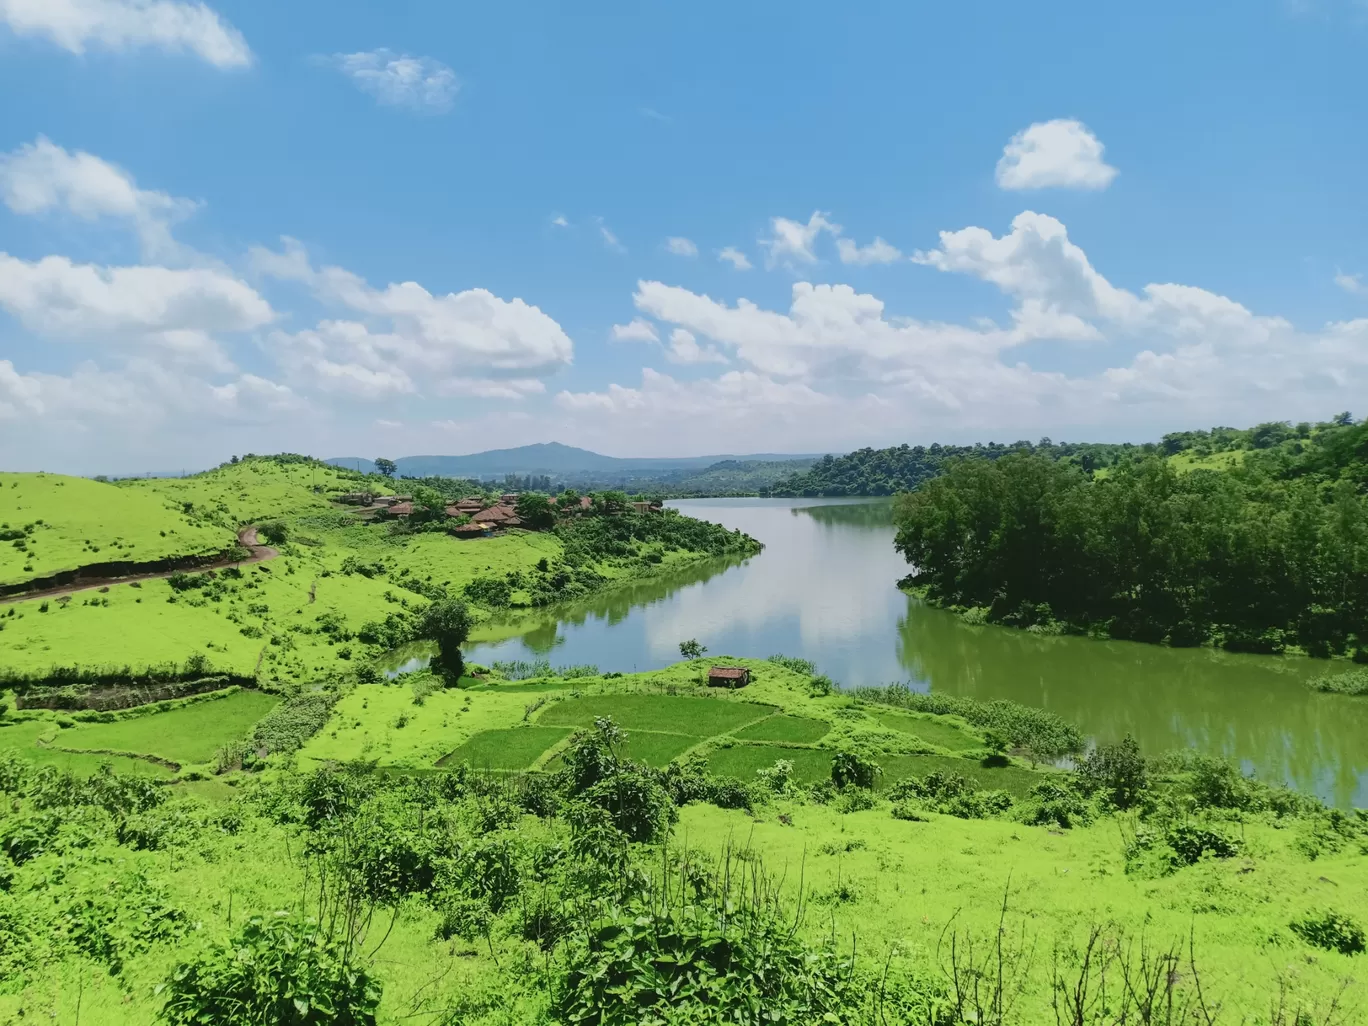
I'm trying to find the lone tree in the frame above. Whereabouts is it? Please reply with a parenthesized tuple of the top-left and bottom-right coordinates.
(678, 639, 706, 660)
(374, 457, 398, 478)
(420, 598, 473, 684)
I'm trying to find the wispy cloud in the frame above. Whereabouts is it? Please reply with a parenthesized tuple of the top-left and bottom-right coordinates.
(597, 219, 626, 253)
(718, 247, 752, 271)
(665, 236, 697, 257)
(1334, 271, 1366, 295)
(327, 48, 459, 112)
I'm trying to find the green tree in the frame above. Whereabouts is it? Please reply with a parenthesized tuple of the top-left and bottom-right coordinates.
(420, 598, 473, 684)
(515, 492, 556, 530)
(678, 639, 706, 660)
(374, 457, 397, 478)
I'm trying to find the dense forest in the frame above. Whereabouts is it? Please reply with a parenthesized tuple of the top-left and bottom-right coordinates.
(892, 417, 1368, 656)
(769, 440, 1139, 496)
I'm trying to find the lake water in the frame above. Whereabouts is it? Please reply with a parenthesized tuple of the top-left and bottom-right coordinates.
(452, 498, 1368, 808)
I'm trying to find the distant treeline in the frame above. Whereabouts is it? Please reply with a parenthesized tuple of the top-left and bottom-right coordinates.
(893, 416, 1368, 656)
(768, 440, 1136, 497)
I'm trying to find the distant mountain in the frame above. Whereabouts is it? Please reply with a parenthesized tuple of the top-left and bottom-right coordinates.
(327, 442, 825, 479)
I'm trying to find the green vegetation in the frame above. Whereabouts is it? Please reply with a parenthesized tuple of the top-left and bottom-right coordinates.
(438, 726, 572, 770)
(771, 438, 1136, 496)
(52, 690, 279, 767)
(0, 658, 1365, 1024)
(0, 457, 759, 692)
(537, 694, 776, 736)
(1310, 667, 1368, 696)
(0, 472, 233, 587)
(893, 417, 1368, 655)
(732, 714, 830, 743)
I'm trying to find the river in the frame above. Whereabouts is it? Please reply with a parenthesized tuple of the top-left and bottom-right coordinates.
(441, 497, 1367, 807)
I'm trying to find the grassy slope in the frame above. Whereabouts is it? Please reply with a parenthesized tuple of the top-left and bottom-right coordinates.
(1, 660, 1362, 1024)
(0, 472, 232, 586)
(0, 460, 732, 687)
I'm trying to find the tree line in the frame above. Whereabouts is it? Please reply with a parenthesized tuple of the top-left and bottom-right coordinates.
(892, 418, 1368, 656)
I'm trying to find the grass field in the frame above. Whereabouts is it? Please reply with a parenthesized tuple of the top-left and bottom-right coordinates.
(732, 713, 830, 743)
(436, 726, 571, 770)
(876, 710, 981, 750)
(0, 472, 232, 586)
(707, 743, 835, 783)
(55, 690, 279, 766)
(0, 719, 174, 777)
(536, 694, 777, 736)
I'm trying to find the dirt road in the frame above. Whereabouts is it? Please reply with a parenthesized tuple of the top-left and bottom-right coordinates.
(0, 527, 279, 607)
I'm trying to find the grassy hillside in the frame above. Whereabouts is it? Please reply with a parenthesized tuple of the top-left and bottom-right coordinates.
(0, 473, 233, 587)
(0, 659, 1362, 1025)
(0, 457, 757, 689)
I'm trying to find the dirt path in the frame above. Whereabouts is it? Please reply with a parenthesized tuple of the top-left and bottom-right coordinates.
(0, 527, 279, 607)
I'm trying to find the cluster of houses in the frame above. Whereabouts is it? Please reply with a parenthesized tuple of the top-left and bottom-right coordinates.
(336, 489, 660, 540)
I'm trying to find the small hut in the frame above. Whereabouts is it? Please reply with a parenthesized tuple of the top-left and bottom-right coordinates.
(707, 666, 751, 689)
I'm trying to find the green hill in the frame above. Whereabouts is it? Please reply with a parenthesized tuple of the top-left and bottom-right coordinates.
(0, 473, 234, 588)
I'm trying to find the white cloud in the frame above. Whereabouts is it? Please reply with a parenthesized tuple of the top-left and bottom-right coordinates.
(1335, 272, 1365, 295)
(551, 214, 569, 228)
(0, 252, 272, 367)
(611, 318, 659, 343)
(375, 418, 403, 428)
(759, 211, 840, 268)
(836, 236, 902, 266)
(252, 240, 573, 400)
(665, 236, 698, 257)
(665, 328, 728, 365)
(557, 366, 826, 419)
(599, 222, 626, 253)
(718, 247, 752, 271)
(328, 49, 458, 112)
(0, 0, 251, 67)
(0, 136, 198, 259)
(996, 119, 1118, 191)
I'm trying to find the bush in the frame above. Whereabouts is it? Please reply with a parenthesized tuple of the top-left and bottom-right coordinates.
(830, 750, 881, 790)
(579, 770, 677, 843)
(1076, 734, 1147, 809)
(1309, 668, 1368, 696)
(1165, 822, 1241, 865)
(158, 913, 382, 1025)
(257, 521, 290, 546)
(463, 576, 512, 608)
(554, 900, 858, 1026)
(1020, 780, 1090, 829)
(1290, 909, 1366, 955)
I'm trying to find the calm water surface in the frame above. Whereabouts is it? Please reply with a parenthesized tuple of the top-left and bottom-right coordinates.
(454, 498, 1368, 807)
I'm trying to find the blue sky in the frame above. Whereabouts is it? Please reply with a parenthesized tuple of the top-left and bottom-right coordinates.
(1, 0, 1366, 473)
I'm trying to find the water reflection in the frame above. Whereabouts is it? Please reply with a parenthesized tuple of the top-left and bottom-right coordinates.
(446, 497, 1366, 806)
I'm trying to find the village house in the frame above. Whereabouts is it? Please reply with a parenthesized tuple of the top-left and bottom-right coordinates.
(707, 666, 751, 688)
(471, 504, 522, 528)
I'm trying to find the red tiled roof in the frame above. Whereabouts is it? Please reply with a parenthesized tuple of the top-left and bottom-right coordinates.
(708, 666, 749, 679)
(471, 504, 517, 523)
(387, 501, 414, 516)
(449, 522, 485, 534)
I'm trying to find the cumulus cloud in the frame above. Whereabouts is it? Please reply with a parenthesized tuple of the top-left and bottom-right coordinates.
(610, 318, 659, 343)
(0, 252, 272, 367)
(718, 246, 752, 270)
(328, 49, 458, 112)
(251, 239, 573, 400)
(664, 328, 728, 365)
(0, 0, 251, 67)
(759, 211, 840, 268)
(836, 236, 901, 266)
(0, 136, 198, 259)
(996, 119, 1118, 191)
(665, 236, 698, 257)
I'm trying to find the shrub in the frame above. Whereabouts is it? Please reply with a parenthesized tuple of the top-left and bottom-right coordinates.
(257, 521, 290, 546)
(830, 750, 881, 790)
(1020, 780, 1090, 829)
(462, 576, 512, 608)
(1309, 668, 1368, 696)
(1290, 909, 1366, 955)
(1164, 822, 1242, 865)
(158, 913, 382, 1025)
(1076, 734, 1148, 809)
(554, 900, 858, 1026)
(580, 770, 677, 843)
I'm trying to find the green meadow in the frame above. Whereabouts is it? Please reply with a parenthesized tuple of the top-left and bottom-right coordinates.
(0, 472, 232, 586)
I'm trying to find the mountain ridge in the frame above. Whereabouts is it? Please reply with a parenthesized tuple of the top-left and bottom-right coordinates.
(327, 442, 827, 479)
